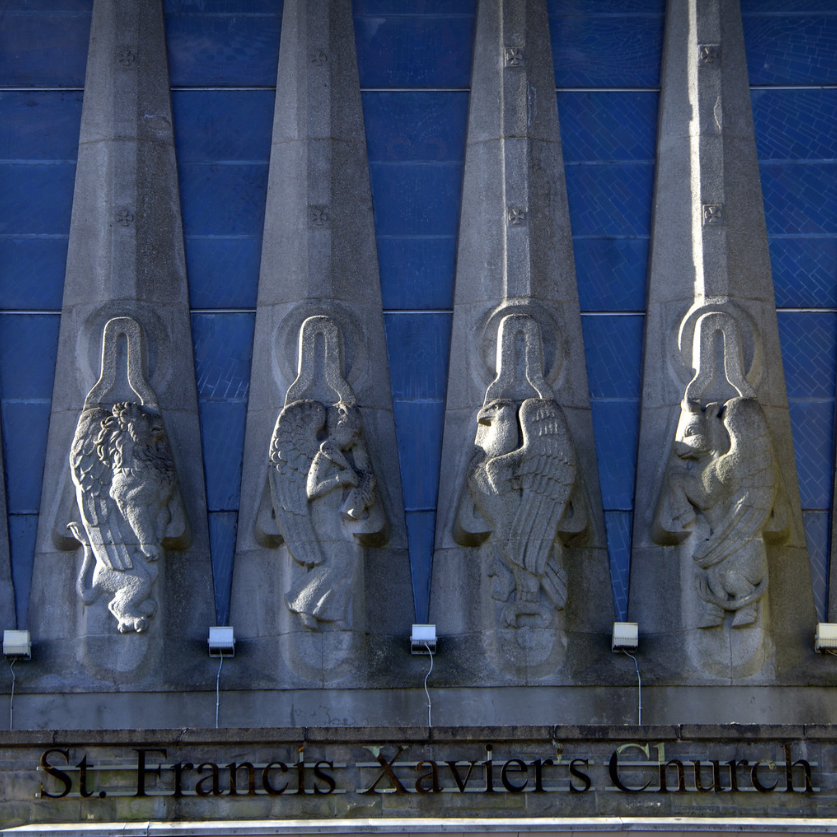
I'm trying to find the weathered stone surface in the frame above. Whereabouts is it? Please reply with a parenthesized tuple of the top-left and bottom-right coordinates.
(228, 0, 412, 689)
(2, 725, 837, 829)
(629, 0, 818, 685)
(27, 0, 215, 691)
(430, 0, 614, 686)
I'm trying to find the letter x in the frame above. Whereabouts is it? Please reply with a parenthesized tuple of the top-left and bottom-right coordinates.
(361, 747, 408, 794)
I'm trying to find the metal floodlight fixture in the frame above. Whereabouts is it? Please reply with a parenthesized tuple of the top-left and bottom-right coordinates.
(3, 630, 31, 661)
(208, 626, 235, 658)
(814, 623, 837, 653)
(612, 622, 638, 653)
(411, 624, 437, 655)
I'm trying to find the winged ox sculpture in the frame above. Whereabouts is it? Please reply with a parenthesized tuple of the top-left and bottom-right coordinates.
(653, 310, 788, 629)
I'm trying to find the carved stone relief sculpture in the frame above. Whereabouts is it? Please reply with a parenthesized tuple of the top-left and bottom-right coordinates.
(454, 313, 589, 675)
(66, 317, 189, 635)
(430, 0, 614, 687)
(629, 0, 815, 685)
(27, 0, 216, 692)
(229, 0, 412, 691)
(652, 310, 788, 654)
(257, 316, 386, 632)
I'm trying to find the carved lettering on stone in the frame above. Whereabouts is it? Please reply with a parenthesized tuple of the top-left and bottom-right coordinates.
(259, 315, 386, 631)
(653, 310, 788, 630)
(67, 317, 189, 634)
(455, 313, 587, 633)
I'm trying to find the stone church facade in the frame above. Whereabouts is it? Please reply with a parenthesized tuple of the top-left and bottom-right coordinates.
(1, 0, 837, 833)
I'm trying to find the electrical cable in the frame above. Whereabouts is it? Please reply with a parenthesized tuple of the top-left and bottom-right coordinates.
(8, 660, 16, 731)
(622, 650, 642, 725)
(215, 655, 224, 730)
(423, 642, 434, 728)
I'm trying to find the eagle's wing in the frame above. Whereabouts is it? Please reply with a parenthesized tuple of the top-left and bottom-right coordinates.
(495, 399, 576, 576)
(693, 397, 777, 569)
(69, 407, 134, 572)
(268, 399, 326, 568)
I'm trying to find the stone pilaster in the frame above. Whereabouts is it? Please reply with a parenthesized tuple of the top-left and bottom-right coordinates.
(630, 0, 817, 684)
(228, 0, 413, 690)
(430, 0, 614, 686)
(28, 0, 215, 689)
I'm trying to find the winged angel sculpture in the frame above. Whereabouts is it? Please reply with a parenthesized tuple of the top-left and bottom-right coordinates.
(654, 310, 787, 629)
(261, 315, 386, 630)
(456, 314, 586, 630)
(65, 317, 188, 634)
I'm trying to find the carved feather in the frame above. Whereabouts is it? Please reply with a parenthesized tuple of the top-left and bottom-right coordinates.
(487, 398, 576, 578)
(69, 407, 134, 572)
(268, 399, 327, 568)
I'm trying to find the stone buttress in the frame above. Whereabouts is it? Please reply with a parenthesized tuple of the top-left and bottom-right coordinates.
(27, 0, 215, 691)
(228, 0, 414, 693)
(629, 0, 817, 685)
(429, 0, 615, 688)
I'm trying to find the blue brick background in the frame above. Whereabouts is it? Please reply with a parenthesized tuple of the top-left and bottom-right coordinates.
(0, 0, 833, 628)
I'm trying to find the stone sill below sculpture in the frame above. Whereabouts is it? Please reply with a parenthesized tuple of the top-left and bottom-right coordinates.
(5, 685, 837, 729)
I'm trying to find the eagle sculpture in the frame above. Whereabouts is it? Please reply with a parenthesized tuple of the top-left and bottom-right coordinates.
(465, 397, 577, 627)
(68, 401, 179, 633)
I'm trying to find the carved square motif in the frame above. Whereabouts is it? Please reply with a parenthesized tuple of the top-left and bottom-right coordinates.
(507, 206, 527, 226)
(115, 209, 135, 227)
(698, 44, 721, 66)
(308, 206, 330, 227)
(115, 45, 137, 66)
(702, 204, 725, 226)
(504, 46, 525, 67)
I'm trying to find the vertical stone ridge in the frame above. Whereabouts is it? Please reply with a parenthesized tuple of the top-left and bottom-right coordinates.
(28, 0, 215, 690)
(0, 419, 15, 629)
(630, 0, 815, 685)
(229, 0, 413, 691)
(430, 0, 614, 687)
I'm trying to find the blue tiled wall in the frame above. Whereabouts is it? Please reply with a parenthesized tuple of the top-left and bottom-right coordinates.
(0, 1, 834, 629)
(746, 0, 837, 616)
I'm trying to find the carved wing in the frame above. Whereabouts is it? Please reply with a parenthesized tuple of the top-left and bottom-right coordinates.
(489, 398, 576, 576)
(69, 407, 134, 571)
(693, 397, 778, 570)
(268, 399, 327, 568)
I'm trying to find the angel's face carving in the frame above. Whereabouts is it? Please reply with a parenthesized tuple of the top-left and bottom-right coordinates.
(327, 402, 361, 448)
